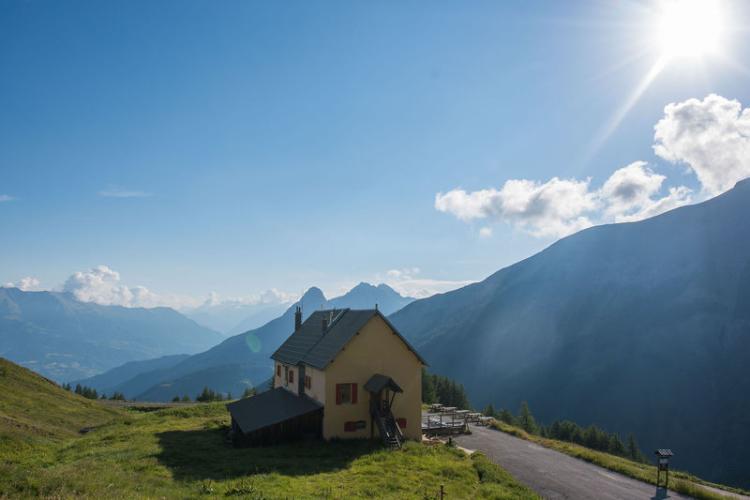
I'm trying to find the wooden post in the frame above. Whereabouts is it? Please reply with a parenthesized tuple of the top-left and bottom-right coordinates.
(440, 484, 444, 500)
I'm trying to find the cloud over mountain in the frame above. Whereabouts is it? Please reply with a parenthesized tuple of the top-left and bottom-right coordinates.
(436, 177, 597, 238)
(435, 94, 749, 238)
(381, 267, 474, 299)
(63, 265, 161, 307)
(654, 94, 750, 196)
(2, 276, 41, 291)
(600, 161, 693, 223)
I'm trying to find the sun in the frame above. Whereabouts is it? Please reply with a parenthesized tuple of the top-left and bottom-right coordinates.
(655, 0, 725, 59)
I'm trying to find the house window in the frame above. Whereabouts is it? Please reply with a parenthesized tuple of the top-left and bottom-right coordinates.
(304, 375, 311, 389)
(284, 366, 288, 385)
(335, 383, 358, 405)
(276, 364, 281, 377)
(289, 370, 294, 384)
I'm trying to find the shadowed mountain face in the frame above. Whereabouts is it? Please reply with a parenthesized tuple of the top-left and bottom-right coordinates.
(390, 178, 750, 489)
(82, 283, 414, 401)
(0, 289, 222, 382)
(69, 354, 190, 395)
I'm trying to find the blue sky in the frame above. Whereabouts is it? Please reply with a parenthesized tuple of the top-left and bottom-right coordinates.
(2, 0, 749, 307)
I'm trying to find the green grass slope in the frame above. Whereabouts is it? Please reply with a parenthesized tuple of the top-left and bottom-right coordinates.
(0, 359, 535, 499)
(0, 357, 123, 450)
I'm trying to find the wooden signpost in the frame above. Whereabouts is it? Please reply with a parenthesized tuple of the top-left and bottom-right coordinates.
(655, 449, 674, 489)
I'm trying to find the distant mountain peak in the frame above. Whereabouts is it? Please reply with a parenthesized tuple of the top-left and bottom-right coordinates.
(352, 281, 375, 289)
(299, 287, 326, 309)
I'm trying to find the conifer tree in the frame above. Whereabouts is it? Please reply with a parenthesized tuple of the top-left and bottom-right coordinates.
(421, 368, 437, 404)
(242, 387, 256, 399)
(609, 434, 626, 456)
(517, 401, 538, 434)
(498, 408, 515, 425)
(626, 434, 646, 462)
(181, 394, 191, 402)
(483, 403, 496, 417)
(109, 391, 125, 401)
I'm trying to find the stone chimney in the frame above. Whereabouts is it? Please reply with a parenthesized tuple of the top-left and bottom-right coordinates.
(321, 316, 329, 332)
(294, 306, 302, 331)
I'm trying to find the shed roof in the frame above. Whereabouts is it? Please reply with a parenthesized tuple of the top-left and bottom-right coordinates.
(271, 308, 426, 369)
(364, 374, 403, 394)
(226, 387, 322, 434)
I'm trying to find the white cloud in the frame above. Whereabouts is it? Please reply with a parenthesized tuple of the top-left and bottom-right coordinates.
(614, 185, 693, 223)
(98, 187, 152, 198)
(386, 267, 421, 280)
(2, 276, 41, 291)
(600, 162, 693, 223)
(379, 267, 474, 299)
(59, 265, 297, 312)
(0, 194, 14, 202)
(600, 162, 665, 216)
(195, 288, 296, 310)
(435, 94, 750, 238)
(435, 164, 695, 238)
(62, 265, 195, 309)
(64, 265, 142, 306)
(654, 94, 750, 196)
(436, 177, 598, 238)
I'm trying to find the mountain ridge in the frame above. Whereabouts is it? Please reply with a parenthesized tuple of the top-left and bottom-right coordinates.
(390, 177, 750, 488)
(0, 288, 222, 381)
(78, 282, 414, 401)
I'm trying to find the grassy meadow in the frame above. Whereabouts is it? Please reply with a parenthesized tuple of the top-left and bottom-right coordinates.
(0, 358, 536, 499)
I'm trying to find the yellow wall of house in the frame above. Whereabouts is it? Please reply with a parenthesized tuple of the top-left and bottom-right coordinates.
(304, 365, 326, 405)
(322, 315, 423, 441)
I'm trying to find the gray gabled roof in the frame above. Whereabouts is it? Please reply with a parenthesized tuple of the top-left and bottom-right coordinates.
(271, 308, 426, 370)
(226, 387, 322, 434)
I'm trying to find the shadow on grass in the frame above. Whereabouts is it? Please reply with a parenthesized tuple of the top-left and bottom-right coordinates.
(155, 427, 380, 481)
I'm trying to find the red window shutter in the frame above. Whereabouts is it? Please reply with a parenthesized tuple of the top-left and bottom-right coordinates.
(336, 384, 342, 404)
(351, 383, 358, 404)
(397, 418, 407, 429)
(276, 365, 280, 377)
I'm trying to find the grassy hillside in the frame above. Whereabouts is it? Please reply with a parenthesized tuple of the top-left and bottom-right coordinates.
(0, 357, 123, 450)
(0, 359, 536, 498)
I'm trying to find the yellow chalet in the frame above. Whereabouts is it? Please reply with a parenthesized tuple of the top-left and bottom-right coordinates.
(227, 307, 426, 447)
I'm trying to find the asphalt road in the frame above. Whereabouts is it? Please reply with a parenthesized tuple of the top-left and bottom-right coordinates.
(453, 424, 691, 500)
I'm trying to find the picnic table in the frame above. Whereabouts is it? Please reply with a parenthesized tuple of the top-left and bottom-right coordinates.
(477, 416, 494, 426)
(466, 412, 482, 423)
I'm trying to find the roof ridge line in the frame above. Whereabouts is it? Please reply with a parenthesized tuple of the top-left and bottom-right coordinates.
(299, 308, 351, 364)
